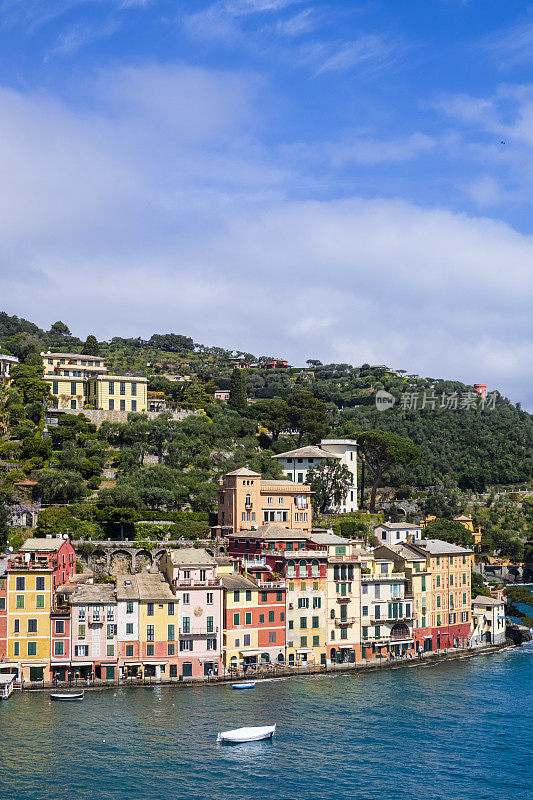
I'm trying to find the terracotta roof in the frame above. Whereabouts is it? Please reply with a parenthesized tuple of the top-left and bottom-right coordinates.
(307, 532, 350, 546)
(135, 573, 175, 601)
(116, 575, 140, 601)
(229, 523, 308, 541)
(225, 467, 261, 477)
(375, 522, 421, 530)
(415, 539, 473, 555)
(220, 574, 258, 591)
(472, 595, 504, 607)
(70, 583, 116, 604)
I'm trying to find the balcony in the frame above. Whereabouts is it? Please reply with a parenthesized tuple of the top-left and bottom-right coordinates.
(334, 617, 355, 627)
(258, 581, 285, 589)
(328, 556, 360, 563)
(89, 614, 103, 625)
(179, 626, 219, 636)
(176, 579, 221, 587)
(51, 604, 70, 616)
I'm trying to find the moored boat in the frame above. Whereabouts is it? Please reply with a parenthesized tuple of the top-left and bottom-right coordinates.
(217, 724, 276, 744)
(50, 691, 85, 701)
(231, 682, 256, 690)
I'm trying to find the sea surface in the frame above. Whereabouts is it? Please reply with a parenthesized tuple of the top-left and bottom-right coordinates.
(1, 643, 532, 800)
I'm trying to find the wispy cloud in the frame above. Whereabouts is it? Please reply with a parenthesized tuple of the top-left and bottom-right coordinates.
(48, 20, 119, 58)
(484, 18, 533, 66)
(314, 33, 403, 75)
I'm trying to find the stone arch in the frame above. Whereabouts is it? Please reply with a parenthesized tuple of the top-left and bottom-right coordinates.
(134, 549, 153, 573)
(154, 550, 167, 569)
(391, 623, 409, 639)
(109, 550, 133, 575)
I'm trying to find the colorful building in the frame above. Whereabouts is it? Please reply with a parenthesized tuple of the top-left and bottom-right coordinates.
(471, 595, 506, 647)
(0, 353, 18, 386)
(160, 549, 223, 678)
(70, 583, 118, 681)
(116, 575, 142, 679)
(215, 467, 312, 536)
(6, 537, 75, 682)
(86, 375, 148, 413)
(135, 572, 180, 680)
(373, 522, 422, 546)
(220, 572, 286, 670)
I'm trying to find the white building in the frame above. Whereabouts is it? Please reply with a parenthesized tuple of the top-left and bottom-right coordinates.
(0, 354, 18, 384)
(471, 595, 506, 646)
(272, 439, 358, 512)
(374, 522, 422, 546)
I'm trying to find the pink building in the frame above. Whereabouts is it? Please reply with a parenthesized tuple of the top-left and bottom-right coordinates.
(70, 583, 118, 681)
(161, 549, 223, 678)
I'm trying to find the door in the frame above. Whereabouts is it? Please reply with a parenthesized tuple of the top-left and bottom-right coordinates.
(29, 667, 43, 682)
(203, 661, 214, 676)
(106, 666, 115, 681)
(182, 662, 193, 677)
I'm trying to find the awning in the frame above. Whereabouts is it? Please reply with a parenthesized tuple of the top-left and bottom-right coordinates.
(390, 639, 413, 645)
(21, 662, 48, 667)
(143, 661, 168, 666)
(70, 662, 93, 667)
(296, 648, 313, 654)
(123, 661, 142, 666)
(239, 649, 261, 656)
(51, 662, 71, 667)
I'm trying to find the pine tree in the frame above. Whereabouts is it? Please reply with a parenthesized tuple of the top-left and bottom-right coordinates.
(228, 368, 247, 411)
(82, 335, 99, 356)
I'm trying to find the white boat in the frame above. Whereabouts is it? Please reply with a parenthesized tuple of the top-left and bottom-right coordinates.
(50, 691, 85, 701)
(217, 724, 276, 744)
(231, 682, 256, 690)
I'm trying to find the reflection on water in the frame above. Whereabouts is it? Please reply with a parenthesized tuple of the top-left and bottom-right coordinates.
(1, 644, 532, 800)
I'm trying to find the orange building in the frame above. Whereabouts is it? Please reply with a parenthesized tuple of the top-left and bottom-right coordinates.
(214, 467, 312, 536)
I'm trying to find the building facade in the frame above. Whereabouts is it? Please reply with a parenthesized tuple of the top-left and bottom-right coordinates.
(215, 467, 312, 536)
(374, 522, 422, 546)
(0, 354, 18, 385)
(471, 596, 506, 647)
(273, 439, 358, 513)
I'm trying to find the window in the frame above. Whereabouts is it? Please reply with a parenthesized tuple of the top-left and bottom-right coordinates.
(75, 645, 89, 657)
(36, 576, 45, 590)
(233, 612, 240, 626)
(120, 400, 126, 411)
(268, 610, 275, 622)
(300, 617, 307, 629)
(78, 624, 85, 639)
(245, 590, 252, 602)
(182, 593, 190, 605)
(362, 605, 368, 616)
(180, 640, 193, 652)
(207, 638, 217, 651)
(14, 618, 20, 633)
(107, 645, 114, 657)
(147, 603, 154, 616)
(233, 591, 240, 602)
(463, 592, 467, 605)
(108, 381, 114, 394)
(450, 575, 454, 587)
(436, 595, 441, 608)
(168, 602, 175, 616)
(207, 616, 214, 634)
(147, 644, 154, 656)
(36, 595, 45, 609)
(436, 575, 441, 587)
(126, 623, 134, 635)
(199, 570, 206, 582)
(269, 631, 276, 643)
(131, 382, 137, 396)
(260, 591, 268, 602)
(109, 399, 114, 410)
(52, 380, 58, 394)
(182, 617, 190, 634)
(168, 624, 175, 641)
(55, 620, 64, 635)
(375, 626, 380, 638)
(147, 625, 155, 641)
(168, 644, 175, 656)
(421, 576, 426, 592)
(242, 633, 251, 647)
(206, 593, 213, 605)
(0, 598, 4, 611)
(16, 576, 25, 591)
(54, 641, 64, 656)
(13, 642, 19, 656)
(126, 602, 134, 614)
(267, 497, 273, 505)
(16, 595, 24, 609)
(131, 400, 137, 411)
(312, 616, 319, 628)
(288, 620, 294, 630)
(27, 642, 37, 656)
(259, 613, 265, 623)
(437, 614, 441, 625)
(126, 645, 134, 657)
(245, 612, 252, 625)
(298, 597, 309, 609)
(70, 381, 77, 395)
(300, 636, 307, 646)
(312, 596, 321, 609)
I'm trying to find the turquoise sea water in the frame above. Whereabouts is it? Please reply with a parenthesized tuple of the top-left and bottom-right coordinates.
(1, 643, 532, 800)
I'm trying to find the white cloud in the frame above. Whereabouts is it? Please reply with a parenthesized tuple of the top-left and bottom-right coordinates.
(314, 34, 402, 75)
(0, 65, 531, 409)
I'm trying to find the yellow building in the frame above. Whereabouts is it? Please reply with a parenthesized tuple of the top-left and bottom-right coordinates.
(42, 351, 107, 378)
(320, 533, 362, 665)
(7, 565, 52, 683)
(87, 375, 148, 413)
(135, 572, 178, 680)
(45, 376, 88, 411)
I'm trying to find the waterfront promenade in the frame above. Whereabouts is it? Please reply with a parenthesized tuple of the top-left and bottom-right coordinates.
(20, 641, 507, 692)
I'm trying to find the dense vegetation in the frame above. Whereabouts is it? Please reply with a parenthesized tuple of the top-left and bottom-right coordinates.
(1, 311, 532, 550)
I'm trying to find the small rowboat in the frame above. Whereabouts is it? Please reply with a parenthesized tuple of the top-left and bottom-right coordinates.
(231, 682, 256, 690)
(217, 724, 276, 744)
(50, 691, 85, 701)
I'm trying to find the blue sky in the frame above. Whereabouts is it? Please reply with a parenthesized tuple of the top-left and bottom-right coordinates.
(0, 1, 532, 407)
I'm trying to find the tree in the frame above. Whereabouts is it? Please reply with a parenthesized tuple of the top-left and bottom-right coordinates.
(248, 398, 289, 441)
(36, 470, 86, 504)
(471, 571, 492, 598)
(49, 321, 71, 337)
(10, 364, 51, 405)
(458, 469, 488, 493)
(82, 335, 99, 356)
(0, 503, 9, 552)
(228, 368, 247, 412)
(356, 430, 421, 512)
(306, 359, 322, 367)
(308, 459, 352, 513)
(149, 333, 194, 352)
(424, 517, 475, 548)
(287, 389, 329, 446)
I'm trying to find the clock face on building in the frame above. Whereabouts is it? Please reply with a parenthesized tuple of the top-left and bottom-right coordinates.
(194, 607, 203, 617)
